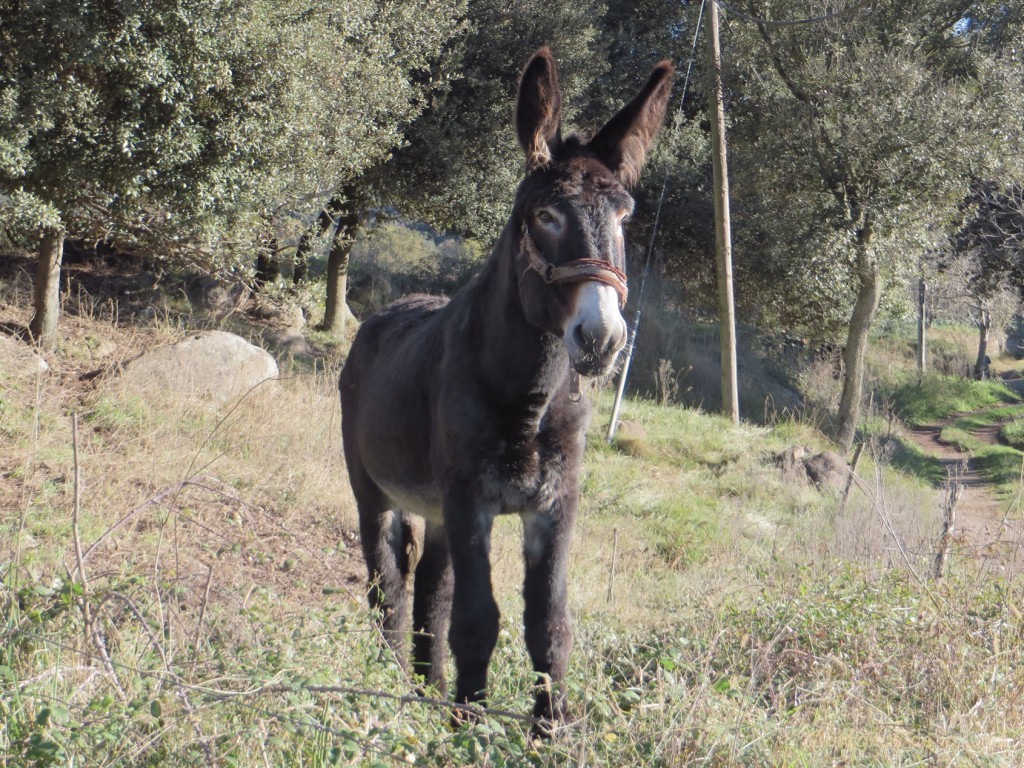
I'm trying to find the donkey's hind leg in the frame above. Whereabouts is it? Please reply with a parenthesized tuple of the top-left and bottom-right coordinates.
(357, 496, 414, 668)
(411, 522, 453, 694)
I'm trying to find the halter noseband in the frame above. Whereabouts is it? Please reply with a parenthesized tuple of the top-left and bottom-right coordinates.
(521, 225, 628, 309)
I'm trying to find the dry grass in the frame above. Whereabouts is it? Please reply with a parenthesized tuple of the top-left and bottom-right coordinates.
(3, 263, 1024, 766)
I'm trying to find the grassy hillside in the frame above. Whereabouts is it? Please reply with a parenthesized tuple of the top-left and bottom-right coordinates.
(2, 268, 1023, 766)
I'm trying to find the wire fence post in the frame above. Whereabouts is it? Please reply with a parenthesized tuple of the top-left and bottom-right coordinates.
(607, 309, 641, 442)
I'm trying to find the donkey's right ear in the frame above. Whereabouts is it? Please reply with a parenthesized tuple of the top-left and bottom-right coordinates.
(515, 48, 563, 171)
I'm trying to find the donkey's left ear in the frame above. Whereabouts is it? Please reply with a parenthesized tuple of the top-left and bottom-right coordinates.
(589, 61, 674, 187)
(515, 48, 563, 171)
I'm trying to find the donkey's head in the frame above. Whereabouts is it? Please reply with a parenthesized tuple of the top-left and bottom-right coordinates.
(513, 48, 673, 377)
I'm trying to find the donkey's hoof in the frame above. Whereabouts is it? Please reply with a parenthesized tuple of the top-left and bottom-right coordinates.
(530, 689, 568, 738)
(449, 702, 484, 730)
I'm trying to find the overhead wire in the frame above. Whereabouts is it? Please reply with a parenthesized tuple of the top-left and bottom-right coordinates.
(635, 0, 876, 310)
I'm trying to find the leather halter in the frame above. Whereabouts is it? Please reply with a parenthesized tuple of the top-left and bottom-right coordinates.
(521, 225, 628, 309)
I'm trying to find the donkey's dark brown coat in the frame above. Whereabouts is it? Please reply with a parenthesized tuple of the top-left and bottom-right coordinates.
(340, 48, 672, 726)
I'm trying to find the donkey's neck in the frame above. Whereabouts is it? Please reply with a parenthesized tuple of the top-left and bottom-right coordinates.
(469, 217, 570, 403)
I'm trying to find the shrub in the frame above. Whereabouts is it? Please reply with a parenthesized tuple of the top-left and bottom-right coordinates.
(348, 223, 482, 315)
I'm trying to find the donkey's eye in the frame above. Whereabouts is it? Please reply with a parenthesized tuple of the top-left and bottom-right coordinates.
(537, 210, 554, 224)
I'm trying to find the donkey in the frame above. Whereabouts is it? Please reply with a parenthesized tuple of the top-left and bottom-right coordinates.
(340, 48, 673, 727)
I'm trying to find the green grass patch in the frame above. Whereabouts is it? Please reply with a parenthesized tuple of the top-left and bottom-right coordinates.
(943, 404, 1024, 432)
(1001, 417, 1024, 450)
(883, 435, 945, 486)
(972, 445, 1024, 498)
(937, 425, 984, 453)
(886, 373, 1019, 427)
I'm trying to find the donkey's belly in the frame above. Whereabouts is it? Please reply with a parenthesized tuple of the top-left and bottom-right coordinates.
(367, 443, 557, 525)
(376, 478, 445, 524)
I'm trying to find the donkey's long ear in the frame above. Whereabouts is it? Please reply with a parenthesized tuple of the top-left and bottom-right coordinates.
(515, 48, 563, 171)
(589, 61, 674, 187)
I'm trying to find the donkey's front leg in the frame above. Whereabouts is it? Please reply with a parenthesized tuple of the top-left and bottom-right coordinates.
(444, 492, 500, 710)
(522, 497, 577, 727)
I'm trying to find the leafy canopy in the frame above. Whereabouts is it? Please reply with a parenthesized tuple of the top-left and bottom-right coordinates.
(0, 0, 463, 271)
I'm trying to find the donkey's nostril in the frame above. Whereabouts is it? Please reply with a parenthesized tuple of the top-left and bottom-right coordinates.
(571, 324, 587, 350)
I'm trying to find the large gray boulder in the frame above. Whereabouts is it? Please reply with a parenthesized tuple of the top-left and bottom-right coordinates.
(119, 331, 278, 407)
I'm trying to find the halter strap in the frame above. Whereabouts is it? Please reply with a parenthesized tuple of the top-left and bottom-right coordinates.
(521, 226, 629, 309)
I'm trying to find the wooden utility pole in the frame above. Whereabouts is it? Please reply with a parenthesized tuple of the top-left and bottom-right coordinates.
(706, 0, 739, 423)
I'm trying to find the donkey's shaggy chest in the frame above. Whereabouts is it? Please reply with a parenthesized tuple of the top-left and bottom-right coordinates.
(376, 430, 570, 524)
(479, 436, 568, 514)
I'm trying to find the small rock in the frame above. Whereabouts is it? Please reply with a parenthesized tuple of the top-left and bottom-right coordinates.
(253, 301, 306, 330)
(0, 334, 49, 377)
(776, 445, 850, 493)
(265, 327, 315, 359)
(184, 275, 247, 318)
(802, 451, 850, 492)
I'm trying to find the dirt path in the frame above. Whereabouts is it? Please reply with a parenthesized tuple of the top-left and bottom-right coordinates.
(906, 414, 1023, 571)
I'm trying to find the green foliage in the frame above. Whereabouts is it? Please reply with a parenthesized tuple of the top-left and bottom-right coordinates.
(725, 0, 1024, 342)
(381, 0, 608, 239)
(943, 404, 1024, 433)
(347, 223, 483, 315)
(885, 373, 1018, 426)
(0, 0, 465, 271)
(11, 514, 1018, 767)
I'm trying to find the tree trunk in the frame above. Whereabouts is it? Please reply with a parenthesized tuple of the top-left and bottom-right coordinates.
(293, 229, 313, 284)
(254, 236, 281, 289)
(975, 308, 992, 379)
(707, 0, 740, 424)
(320, 196, 359, 334)
(293, 200, 344, 285)
(29, 228, 65, 350)
(835, 222, 881, 453)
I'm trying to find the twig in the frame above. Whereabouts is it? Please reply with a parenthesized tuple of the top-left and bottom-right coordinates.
(192, 563, 215, 663)
(94, 591, 169, 672)
(932, 467, 962, 579)
(847, 468, 944, 612)
(92, 591, 216, 766)
(71, 413, 86, 583)
(71, 413, 127, 702)
(79, 479, 202, 566)
(607, 528, 619, 603)
(836, 442, 864, 518)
